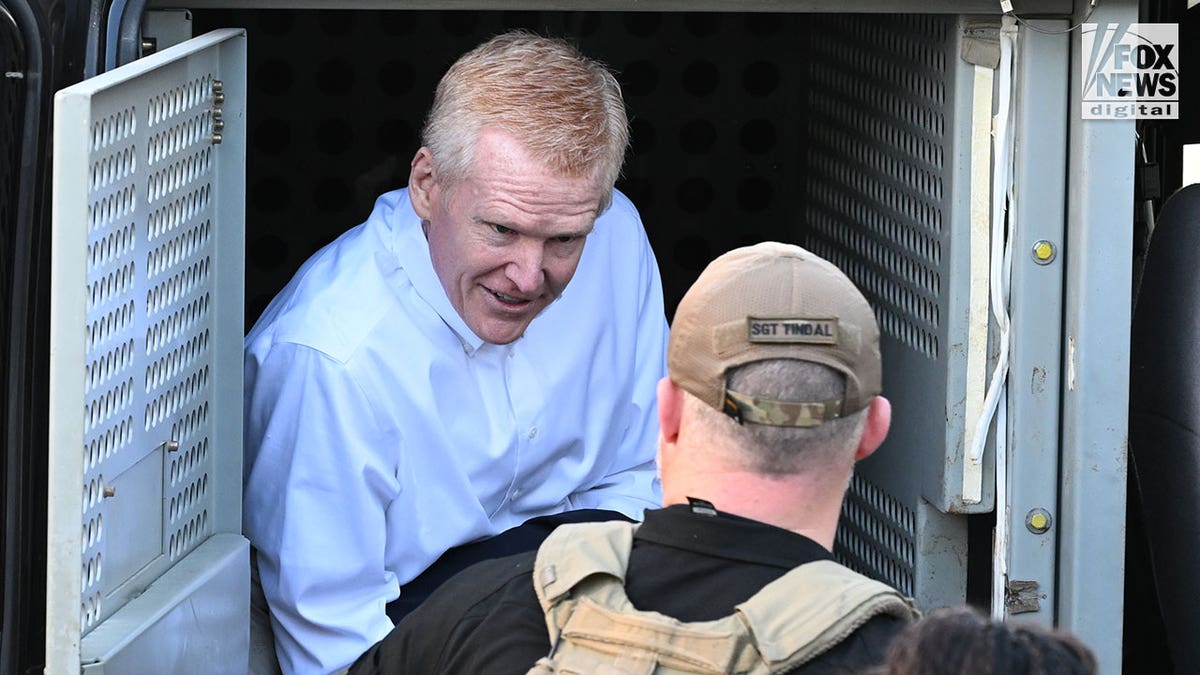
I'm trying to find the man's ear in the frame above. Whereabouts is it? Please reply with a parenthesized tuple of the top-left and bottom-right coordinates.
(408, 147, 436, 221)
(657, 377, 683, 445)
(854, 396, 891, 462)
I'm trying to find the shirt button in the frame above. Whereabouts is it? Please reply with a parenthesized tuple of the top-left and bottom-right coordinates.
(527, 426, 538, 439)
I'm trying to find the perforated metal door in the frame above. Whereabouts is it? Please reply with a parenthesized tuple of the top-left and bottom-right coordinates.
(47, 28, 247, 674)
(806, 15, 981, 608)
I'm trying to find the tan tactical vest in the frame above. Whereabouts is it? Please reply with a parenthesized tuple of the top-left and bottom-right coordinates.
(527, 520, 918, 675)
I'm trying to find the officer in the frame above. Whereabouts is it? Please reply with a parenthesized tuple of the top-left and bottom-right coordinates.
(350, 242, 918, 674)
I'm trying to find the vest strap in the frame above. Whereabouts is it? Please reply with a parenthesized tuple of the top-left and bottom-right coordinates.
(530, 520, 919, 675)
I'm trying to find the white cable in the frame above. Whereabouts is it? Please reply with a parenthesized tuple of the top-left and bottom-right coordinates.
(1003, 0, 1101, 34)
(991, 176, 1018, 620)
(970, 18, 1017, 468)
(984, 15, 1019, 621)
(991, 386, 1010, 620)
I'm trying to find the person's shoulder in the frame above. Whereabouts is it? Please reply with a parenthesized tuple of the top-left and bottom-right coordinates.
(247, 192, 417, 363)
(797, 612, 909, 674)
(438, 551, 539, 607)
(395, 551, 541, 640)
(593, 189, 645, 238)
(578, 188, 656, 279)
(368, 551, 547, 675)
(849, 611, 910, 645)
(351, 551, 543, 675)
(607, 188, 641, 218)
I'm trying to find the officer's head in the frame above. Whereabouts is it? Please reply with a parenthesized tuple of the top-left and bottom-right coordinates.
(658, 242, 891, 477)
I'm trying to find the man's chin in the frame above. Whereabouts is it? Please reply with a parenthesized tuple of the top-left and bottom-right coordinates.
(467, 298, 556, 344)
(472, 319, 531, 345)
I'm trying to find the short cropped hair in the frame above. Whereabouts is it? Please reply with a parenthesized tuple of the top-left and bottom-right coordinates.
(421, 30, 630, 211)
(684, 360, 868, 476)
(877, 605, 1098, 675)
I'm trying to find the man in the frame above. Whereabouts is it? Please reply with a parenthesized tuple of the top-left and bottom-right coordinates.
(243, 32, 668, 674)
(349, 242, 918, 674)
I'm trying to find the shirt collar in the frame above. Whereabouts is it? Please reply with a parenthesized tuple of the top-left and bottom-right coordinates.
(383, 189, 487, 354)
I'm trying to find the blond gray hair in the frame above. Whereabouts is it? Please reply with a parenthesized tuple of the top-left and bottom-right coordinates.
(421, 31, 630, 211)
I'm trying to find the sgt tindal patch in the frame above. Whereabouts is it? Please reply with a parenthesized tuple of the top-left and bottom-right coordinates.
(747, 318, 838, 344)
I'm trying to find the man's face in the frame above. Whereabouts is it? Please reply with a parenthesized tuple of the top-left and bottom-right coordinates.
(409, 128, 602, 345)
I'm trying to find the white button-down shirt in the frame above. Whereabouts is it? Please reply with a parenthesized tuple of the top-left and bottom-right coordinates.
(242, 188, 667, 674)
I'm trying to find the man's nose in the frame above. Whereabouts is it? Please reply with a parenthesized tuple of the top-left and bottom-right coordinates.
(506, 240, 546, 294)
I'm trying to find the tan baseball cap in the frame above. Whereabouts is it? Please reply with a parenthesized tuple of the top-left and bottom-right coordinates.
(668, 242, 881, 427)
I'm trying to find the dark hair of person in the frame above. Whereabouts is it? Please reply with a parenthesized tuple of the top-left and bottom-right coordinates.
(877, 605, 1097, 675)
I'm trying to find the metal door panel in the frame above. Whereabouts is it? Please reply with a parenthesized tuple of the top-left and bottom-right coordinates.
(47, 28, 247, 674)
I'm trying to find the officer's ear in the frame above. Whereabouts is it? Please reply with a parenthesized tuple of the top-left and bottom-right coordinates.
(657, 377, 683, 445)
(408, 147, 437, 221)
(854, 396, 891, 461)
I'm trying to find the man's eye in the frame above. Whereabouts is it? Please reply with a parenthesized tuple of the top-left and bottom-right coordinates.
(555, 235, 577, 244)
(491, 224, 513, 235)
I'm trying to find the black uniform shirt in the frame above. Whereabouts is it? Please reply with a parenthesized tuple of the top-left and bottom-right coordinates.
(350, 505, 907, 674)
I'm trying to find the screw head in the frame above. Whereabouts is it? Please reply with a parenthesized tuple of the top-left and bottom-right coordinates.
(1026, 508, 1053, 534)
(1032, 240, 1056, 265)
